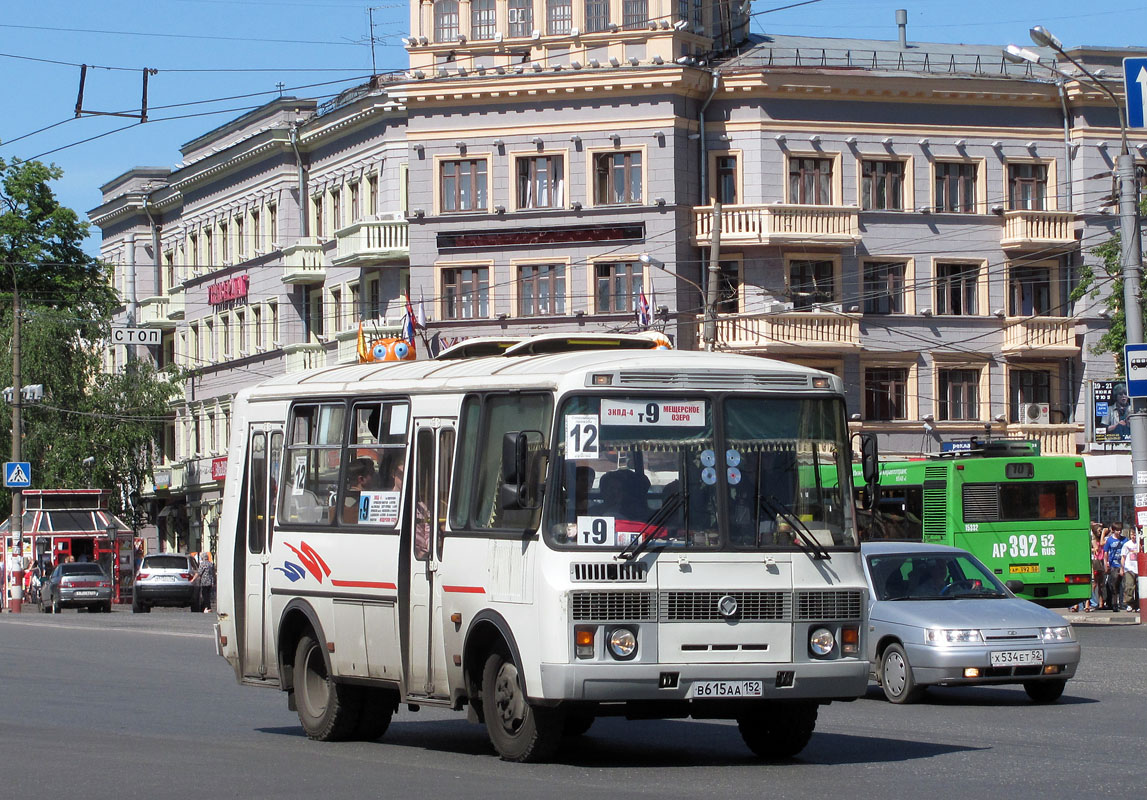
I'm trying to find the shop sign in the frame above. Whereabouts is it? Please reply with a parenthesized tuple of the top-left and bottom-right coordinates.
(207, 275, 250, 306)
(211, 457, 228, 482)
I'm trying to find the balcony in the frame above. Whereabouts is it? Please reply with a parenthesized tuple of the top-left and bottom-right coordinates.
(138, 296, 174, 330)
(1000, 210, 1076, 250)
(331, 218, 409, 267)
(167, 285, 185, 320)
(1012, 424, 1080, 455)
(710, 311, 861, 353)
(1002, 316, 1079, 357)
(283, 342, 326, 373)
(281, 238, 326, 285)
(693, 204, 860, 247)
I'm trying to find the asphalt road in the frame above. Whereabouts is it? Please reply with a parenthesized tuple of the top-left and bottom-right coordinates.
(1, 608, 1143, 800)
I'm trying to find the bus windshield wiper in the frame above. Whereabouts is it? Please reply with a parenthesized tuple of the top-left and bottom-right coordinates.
(616, 492, 683, 562)
(761, 495, 831, 560)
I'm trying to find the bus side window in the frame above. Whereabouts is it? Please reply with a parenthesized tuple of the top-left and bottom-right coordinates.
(437, 428, 455, 555)
(903, 486, 924, 541)
(281, 403, 345, 526)
(340, 401, 409, 527)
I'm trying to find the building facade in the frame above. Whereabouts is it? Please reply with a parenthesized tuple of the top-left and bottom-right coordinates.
(92, 6, 1146, 544)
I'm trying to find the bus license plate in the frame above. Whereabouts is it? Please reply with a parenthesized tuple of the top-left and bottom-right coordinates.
(990, 649, 1044, 667)
(1009, 565, 1040, 574)
(689, 680, 763, 698)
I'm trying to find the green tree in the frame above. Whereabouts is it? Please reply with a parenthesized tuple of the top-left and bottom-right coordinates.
(0, 157, 182, 526)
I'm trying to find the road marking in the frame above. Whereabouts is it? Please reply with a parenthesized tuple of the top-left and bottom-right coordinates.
(0, 617, 214, 639)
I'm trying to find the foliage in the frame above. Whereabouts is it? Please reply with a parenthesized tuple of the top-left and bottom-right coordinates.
(0, 157, 182, 527)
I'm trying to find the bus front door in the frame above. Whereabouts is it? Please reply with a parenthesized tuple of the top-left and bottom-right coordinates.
(241, 425, 283, 680)
(405, 419, 455, 698)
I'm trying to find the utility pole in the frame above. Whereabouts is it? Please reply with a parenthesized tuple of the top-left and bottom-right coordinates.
(703, 202, 722, 351)
(8, 279, 23, 613)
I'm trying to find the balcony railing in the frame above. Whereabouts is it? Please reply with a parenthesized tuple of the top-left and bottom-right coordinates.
(1002, 316, 1078, 355)
(710, 311, 861, 352)
(167, 285, 185, 319)
(138, 296, 174, 330)
(281, 238, 326, 284)
(1000, 210, 1076, 250)
(332, 218, 409, 267)
(1012, 424, 1079, 455)
(283, 342, 326, 373)
(694, 204, 860, 246)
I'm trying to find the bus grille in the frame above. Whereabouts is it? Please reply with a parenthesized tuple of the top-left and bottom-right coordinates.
(570, 562, 648, 582)
(794, 590, 863, 620)
(659, 591, 790, 621)
(570, 591, 656, 621)
(962, 484, 1000, 522)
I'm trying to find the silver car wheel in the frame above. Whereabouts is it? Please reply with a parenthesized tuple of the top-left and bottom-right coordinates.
(883, 650, 907, 696)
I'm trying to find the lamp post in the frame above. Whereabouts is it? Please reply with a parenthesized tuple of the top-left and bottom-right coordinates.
(637, 253, 709, 344)
(1009, 27, 1146, 619)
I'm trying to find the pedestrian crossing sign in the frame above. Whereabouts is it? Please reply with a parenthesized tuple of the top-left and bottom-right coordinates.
(4, 462, 31, 488)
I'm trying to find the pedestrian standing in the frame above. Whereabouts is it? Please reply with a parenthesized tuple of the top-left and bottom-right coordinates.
(191, 550, 216, 613)
(1103, 524, 1128, 611)
(1120, 528, 1140, 611)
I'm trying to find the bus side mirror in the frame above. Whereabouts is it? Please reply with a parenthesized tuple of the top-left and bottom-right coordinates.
(1004, 579, 1024, 594)
(856, 433, 879, 510)
(500, 430, 545, 511)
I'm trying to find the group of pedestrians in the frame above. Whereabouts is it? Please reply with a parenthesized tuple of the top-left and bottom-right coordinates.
(1075, 522, 1140, 612)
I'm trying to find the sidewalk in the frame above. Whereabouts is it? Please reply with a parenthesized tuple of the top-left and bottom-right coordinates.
(1058, 607, 1143, 625)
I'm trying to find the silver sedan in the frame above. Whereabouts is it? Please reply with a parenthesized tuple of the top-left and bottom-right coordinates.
(862, 542, 1080, 704)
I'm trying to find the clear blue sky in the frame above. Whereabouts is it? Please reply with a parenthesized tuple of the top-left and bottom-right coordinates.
(2, 0, 1145, 255)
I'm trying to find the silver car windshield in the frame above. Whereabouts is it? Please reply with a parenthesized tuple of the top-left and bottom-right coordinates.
(868, 553, 1008, 600)
(545, 394, 856, 551)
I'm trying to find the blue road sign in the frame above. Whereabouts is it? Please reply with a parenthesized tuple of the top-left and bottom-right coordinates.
(1123, 58, 1147, 128)
(3, 461, 31, 488)
(1125, 343, 1147, 398)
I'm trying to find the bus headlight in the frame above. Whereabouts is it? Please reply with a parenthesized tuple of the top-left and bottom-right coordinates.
(1040, 626, 1072, 642)
(925, 628, 984, 645)
(809, 627, 835, 657)
(607, 627, 638, 660)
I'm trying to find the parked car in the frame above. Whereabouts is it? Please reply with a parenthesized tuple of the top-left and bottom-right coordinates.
(133, 554, 198, 613)
(862, 542, 1081, 704)
(40, 562, 113, 613)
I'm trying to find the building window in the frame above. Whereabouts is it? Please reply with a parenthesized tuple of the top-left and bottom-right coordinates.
(253, 305, 263, 350)
(268, 204, 278, 245)
(622, 0, 648, 29)
(865, 367, 909, 421)
(330, 287, 342, 332)
(443, 267, 490, 319)
(516, 155, 564, 209)
(1010, 369, 1052, 422)
(236, 310, 247, 355)
(1009, 265, 1052, 316)
(306, 288, 324, 342)
(268, 301, 279, 345)
(313, 195, 324, 238)
(715, 155, 737, 204)
(788, 157, 833, 205)
(508, 0, 533, 37)
(547, 0, 572, 35)
(441, 159, 488, 212)
(1008, 163, 1048, 211)
(234, 216, 245, 260)
(938, 368, 980, 421)
(204, 230, 213, 268)
(220, 222, 229, 263)
(366, 174, 379, 216)
(594, 151, 642, 205)
(935, 262, 978, 315)
(789, 259, 835, 310)
(251, 209, 260, 252)
(435, 0, 460, 42)
(366, 271, 382, 318)
(349, 182, 361, 222)
(861, 160, 904, 211)
(585, 0, 610, 32)
(595, 262, 642, 313)
(934, 162, 976, 213)
(471, 0, 496, 39)
(862, 261, 905, 314)
(715, 260, 739, 313)
(519, 264, 566, 316)
(331, 188, 341, 232)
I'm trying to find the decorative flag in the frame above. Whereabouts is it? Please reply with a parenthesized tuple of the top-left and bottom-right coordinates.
(405, 295, 420, 331)
(356, 322, 369, 362)
(401, 301, 416, 345)
(635, 286, 652, 329)
(416, 291, 428, 328)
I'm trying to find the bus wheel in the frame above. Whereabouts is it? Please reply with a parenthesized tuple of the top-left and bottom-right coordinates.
(880, 643, 924, 704)
(293, 633, 361, 741)
(481, 650, 564, 762)
(1024, 679, 1066, 704)
(737, 701, 818, 759)
(354, 688, 398, 741)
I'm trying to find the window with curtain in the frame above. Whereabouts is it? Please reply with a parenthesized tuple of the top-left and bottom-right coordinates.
(1008, 163, 1048, 210)
(518, 264, 566, 316)
(935, 263, 979, 315)
(862, 261, 905, 314)
(516, 155, 564, 209)
(861, 160, 904, 210)
(434, 0, 460, 41)
(442, 267, 490, 319)
(471, 0, 496, 39)
(788, 157, 833, 204)
(934, 161, 977, 213)
(938, 369, 980, 421)
(595, 262, 642, 313)
(864, 368, 908, 420)
(593, 152, 642, 204)
(547, 0, 572, 34)
(441, 159, 488, 212)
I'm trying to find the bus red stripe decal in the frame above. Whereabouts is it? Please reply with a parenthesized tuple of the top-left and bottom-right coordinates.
(330, 580, 398, 589)
(443, 585, 486, 594)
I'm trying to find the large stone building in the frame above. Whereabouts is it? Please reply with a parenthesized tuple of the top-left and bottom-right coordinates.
(91, 5, 1145, 548)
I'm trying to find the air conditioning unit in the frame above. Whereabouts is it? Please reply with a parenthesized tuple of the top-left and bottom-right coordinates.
(1022, 402, 1050, 425)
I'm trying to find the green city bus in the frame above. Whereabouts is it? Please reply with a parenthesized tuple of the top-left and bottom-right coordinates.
(848, 440, 1091, 607)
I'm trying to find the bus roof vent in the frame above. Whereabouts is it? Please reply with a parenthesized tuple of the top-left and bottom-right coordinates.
(616, 371, 809, 389)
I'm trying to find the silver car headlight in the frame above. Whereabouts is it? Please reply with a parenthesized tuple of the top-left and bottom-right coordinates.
(1040, 625, 1073, 642)
(925, 628, 984, 645)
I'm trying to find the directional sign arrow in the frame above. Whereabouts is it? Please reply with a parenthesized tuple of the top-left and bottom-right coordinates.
(1138, 66, 1147, 126)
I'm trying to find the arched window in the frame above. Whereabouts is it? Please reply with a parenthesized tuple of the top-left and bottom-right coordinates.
(434, 0, 460, 42)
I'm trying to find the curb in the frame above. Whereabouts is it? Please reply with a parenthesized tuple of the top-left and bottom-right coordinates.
(1059, 610, 1142, 625)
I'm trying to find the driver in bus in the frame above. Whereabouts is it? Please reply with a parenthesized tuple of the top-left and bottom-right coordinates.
(339, 458, 376, 524)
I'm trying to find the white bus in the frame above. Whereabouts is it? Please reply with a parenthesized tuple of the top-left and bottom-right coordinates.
(215, 335, 871, 762)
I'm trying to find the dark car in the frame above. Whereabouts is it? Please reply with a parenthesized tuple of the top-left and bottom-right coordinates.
(41, 562, 113, 613)
(133, 554, 197, 612)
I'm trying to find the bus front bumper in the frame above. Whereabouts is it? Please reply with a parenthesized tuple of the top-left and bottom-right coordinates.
(538, 660, 868, 703)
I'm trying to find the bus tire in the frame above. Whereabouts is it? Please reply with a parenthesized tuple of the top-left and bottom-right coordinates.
(880, 643, 924, 704)
(737, 701, 818, 759)
(481, 650, 564, 762)
(1023, 679, 1066, 704)
(293, 633, 361, 741)
(354, 688, 398, 741)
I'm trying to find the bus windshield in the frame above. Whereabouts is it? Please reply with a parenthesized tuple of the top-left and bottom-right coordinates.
(545, 394, 856, 551)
